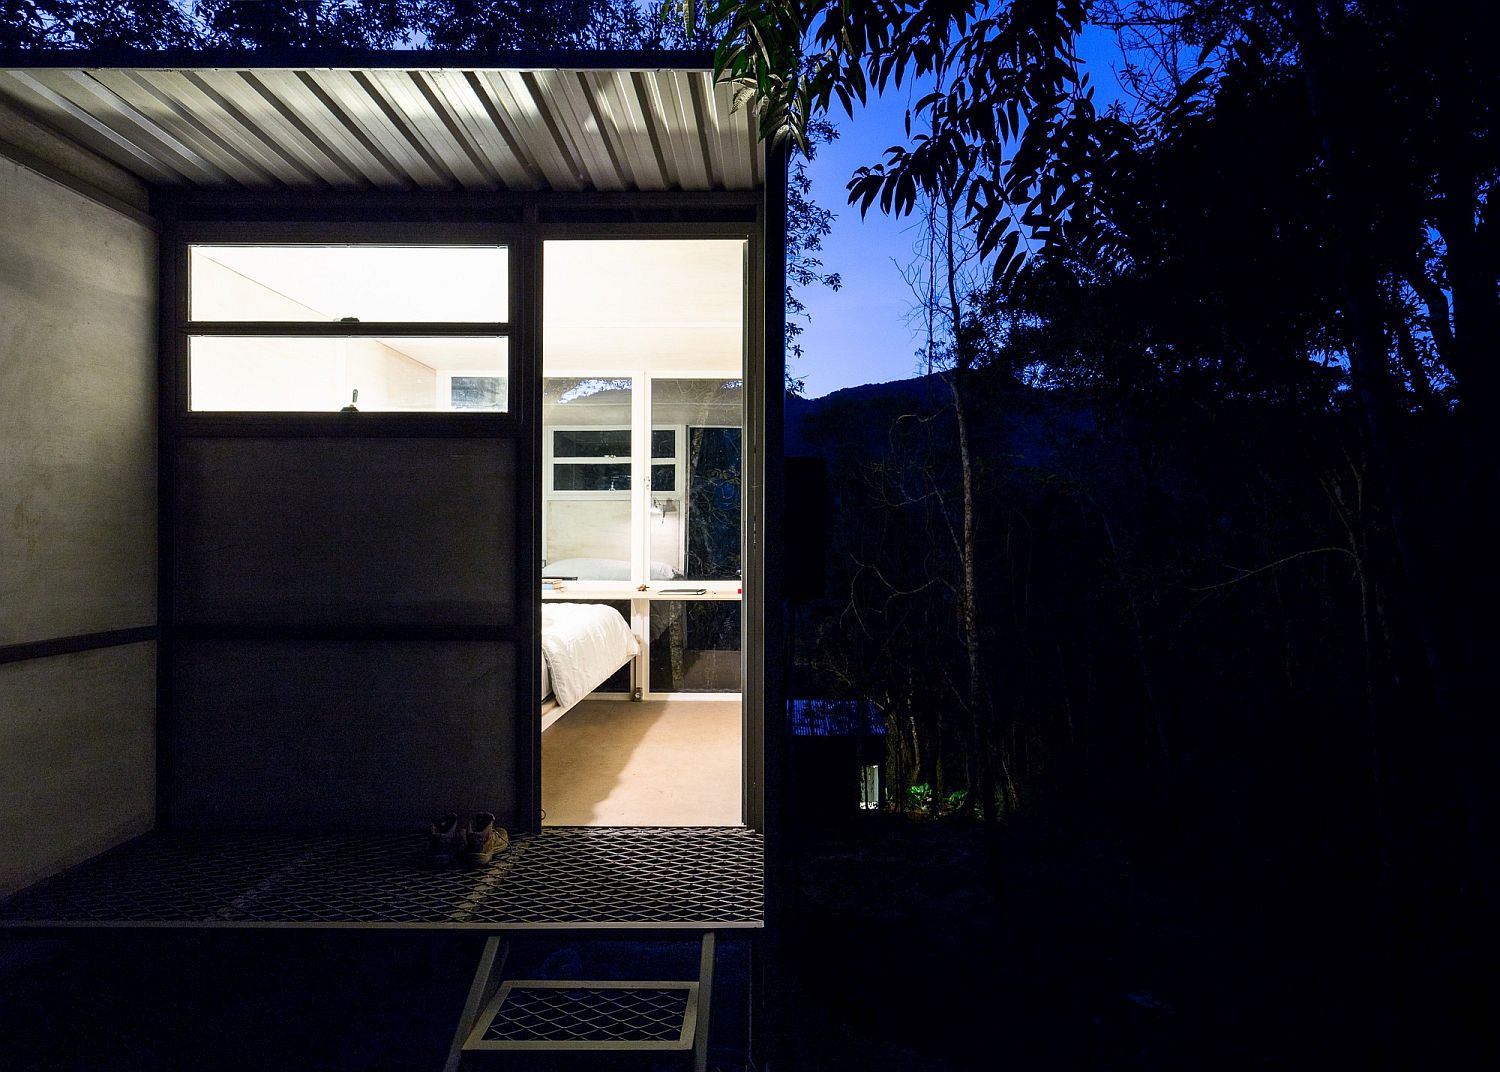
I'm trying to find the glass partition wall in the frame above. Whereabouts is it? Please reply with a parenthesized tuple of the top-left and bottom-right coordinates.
(541, 238, 745, 825)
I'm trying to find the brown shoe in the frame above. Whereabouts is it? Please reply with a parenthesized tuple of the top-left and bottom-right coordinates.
(426, 813, 466, 868)
(465, 812, 509, 867)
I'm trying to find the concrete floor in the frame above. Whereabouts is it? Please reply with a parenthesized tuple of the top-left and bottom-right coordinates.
(541, 698, 742, 826)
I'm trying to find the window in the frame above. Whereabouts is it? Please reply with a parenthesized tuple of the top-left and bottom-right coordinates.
(542, 378, 633, 577)
(651, 379, 742, 581)
(186, 244, 509, 413)
(649, 600, 742, 693)
(189, 245, 507, 322)
(545, 425, 685, 496)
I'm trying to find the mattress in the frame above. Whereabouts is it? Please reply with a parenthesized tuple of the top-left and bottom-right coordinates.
(541, 602, 640, 710)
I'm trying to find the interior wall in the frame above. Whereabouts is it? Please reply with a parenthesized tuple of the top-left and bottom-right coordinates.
(0, 153, 157, 897)
(187, 260, 438, 411)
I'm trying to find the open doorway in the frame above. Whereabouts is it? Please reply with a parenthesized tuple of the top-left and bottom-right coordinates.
(539, 239, 746, 826)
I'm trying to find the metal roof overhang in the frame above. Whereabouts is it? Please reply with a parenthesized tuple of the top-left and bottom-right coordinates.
(0, 50, 763, 194)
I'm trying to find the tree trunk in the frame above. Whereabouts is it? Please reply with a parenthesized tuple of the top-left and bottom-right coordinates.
(941, 188, 998, 821)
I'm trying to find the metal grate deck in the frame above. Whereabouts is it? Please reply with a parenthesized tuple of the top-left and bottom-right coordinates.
(470, 982, 696, 1048)
(0, 828, 762, 930)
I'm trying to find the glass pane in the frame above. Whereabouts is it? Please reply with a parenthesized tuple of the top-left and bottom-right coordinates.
(554, 463, 631, 492)
(543, 377, 633, 579)
(190, 245, 507, 322)
(543, 239, 745, 370)
(189, 336, 508, 412)
(651, 379, 742, 581)
(649, 600, 741, 693)
(553, 429, 631, 458)
(448, 375, 506, 411)
(652, 429, 676, 458)
(651, 464, 676, 492)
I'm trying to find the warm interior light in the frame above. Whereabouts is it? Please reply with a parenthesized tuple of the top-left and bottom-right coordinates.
(189, 245, 508, 323)
(543, 240, 744, 374)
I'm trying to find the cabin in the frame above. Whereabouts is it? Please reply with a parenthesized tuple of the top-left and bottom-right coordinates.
(0, 50, 784, 1068)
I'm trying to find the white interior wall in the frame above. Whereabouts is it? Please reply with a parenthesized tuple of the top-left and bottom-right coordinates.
(188, 256, 441, 411)
(190, 336, 437, 412)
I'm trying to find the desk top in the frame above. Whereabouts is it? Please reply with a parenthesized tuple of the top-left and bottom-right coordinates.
(542, 586, 741, 602)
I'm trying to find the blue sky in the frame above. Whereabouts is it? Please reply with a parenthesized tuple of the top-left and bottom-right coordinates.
(792, 26, 1129, 398)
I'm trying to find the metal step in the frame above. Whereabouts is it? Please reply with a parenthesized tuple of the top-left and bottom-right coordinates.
(464, 980, 699, 1050)
(445, 933, 716, 1071)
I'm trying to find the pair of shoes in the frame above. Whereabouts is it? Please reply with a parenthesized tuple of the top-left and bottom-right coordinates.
(465, 812, 509, 867)
(426, 812, 467, 869)
(425, 811, 510, 869)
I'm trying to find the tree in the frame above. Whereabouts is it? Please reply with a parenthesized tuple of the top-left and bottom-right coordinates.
(702, 1, 1135, 284)
(1, 0, 200, 48)
(190, 1, 410, 48)
(708, 1, 1496, 1060)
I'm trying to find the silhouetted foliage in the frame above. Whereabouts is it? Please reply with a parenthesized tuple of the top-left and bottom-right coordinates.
(760, 1, 1497, 1063)
(191, 1, 414, 49)
(1, 0, 199, 48)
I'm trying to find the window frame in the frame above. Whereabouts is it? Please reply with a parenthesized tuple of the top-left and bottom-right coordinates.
(170, 222, 521, 433)
(542, 421, 685, 500)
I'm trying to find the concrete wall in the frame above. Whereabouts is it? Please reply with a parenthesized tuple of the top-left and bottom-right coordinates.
(0, 153, 157, 896)
(0, 645, 156, 895)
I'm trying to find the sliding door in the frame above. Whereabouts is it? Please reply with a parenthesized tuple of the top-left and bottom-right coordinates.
(541, 239, 746, 701)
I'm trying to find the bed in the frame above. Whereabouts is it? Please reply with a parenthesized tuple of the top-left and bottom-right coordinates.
(540, 602, 641, 732)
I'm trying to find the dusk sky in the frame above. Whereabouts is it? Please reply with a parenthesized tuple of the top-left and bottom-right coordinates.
(794, 25, 1129, 398)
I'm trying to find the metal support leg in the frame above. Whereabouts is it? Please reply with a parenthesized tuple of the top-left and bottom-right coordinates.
(443, 935, 506, 1072)
(693, 931, 716, 1072)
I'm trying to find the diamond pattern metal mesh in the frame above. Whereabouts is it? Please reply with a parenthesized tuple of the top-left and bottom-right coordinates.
(480, 984, 692, 1044)
(0, 828, 762, 928)
(474, 828, 764, 925)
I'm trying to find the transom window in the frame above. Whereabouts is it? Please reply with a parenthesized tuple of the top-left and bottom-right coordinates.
(185, 244, 509, 413)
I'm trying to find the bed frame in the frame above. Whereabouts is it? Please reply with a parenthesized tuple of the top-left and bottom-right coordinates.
(541, 649, 641, 733)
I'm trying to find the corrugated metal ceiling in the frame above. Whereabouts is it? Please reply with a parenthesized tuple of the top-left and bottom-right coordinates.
(0, 65, 762, 192)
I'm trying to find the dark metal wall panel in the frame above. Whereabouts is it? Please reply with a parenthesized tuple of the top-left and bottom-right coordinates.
(172, 438, 517, 628)
(167, 639, 517, 829)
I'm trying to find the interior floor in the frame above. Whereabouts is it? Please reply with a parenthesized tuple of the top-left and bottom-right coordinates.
(542, 699, 742, 826)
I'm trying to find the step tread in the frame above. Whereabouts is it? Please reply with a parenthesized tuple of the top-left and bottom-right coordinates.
(464, 979, 699, 1050)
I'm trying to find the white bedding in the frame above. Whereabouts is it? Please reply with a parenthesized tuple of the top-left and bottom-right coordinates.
(541, 602, 640, 710)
